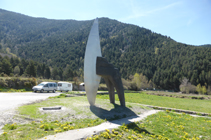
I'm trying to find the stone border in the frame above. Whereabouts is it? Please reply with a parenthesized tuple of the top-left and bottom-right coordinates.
(145, 92, 211, 100)
(65, 92, 109, 97)
(42, 106, 62, 110)
(139, 104, 211, 116)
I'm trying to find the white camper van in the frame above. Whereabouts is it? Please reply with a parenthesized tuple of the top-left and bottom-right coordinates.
(57, 82, 72, 92)
(32, 82, 57, 93)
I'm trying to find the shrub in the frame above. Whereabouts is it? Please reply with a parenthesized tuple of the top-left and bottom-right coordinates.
(0, 77, 37, 90)
(179, 77, 196, 94)
(196, 84, 207, 95)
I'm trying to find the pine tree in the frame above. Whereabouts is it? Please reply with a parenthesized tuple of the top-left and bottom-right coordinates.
(1, 58, 12, 75)
(36, 64, 42, 77)
(52, 67, 58, 80)
(25, 61, 36, 77)
(44, 66, 51, 79)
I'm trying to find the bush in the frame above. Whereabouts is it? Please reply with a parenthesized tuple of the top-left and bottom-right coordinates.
(207, 86, 211, 95)
(179, 77, 196, 94)
(196, 84, 207, 95)
(0, 77, 37, 90)
(0, 78, 7, 87)
(122, 78, 130, 90)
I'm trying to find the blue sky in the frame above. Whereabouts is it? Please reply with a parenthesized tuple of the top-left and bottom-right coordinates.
(0, 0, 211, 45)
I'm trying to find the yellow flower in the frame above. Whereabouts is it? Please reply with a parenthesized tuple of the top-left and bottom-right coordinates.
(63, 127, 68, 131)
(105, 129, 110, 133)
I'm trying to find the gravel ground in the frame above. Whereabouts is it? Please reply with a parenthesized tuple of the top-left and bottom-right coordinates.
(0, 92, 61, 134)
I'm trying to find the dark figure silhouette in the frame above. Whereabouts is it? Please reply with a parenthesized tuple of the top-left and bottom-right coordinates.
(96, 56, 125, 107)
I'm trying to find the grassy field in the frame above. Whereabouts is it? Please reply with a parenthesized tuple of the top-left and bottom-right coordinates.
(1, 92, 211, 140)
(88, 111, 211, 140)
(17, 95, 149, 120)
(1, 118, 104, 140)
(0, 96, 149, 140)
(97, 92, 211, 113)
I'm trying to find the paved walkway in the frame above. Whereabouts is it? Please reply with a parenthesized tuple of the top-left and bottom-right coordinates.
(39, 110, 160, 140)
(0, 92, 61, 134)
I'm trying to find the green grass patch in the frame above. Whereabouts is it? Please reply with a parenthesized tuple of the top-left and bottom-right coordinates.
(97, 92, 211, 113)
(0, 88, 28, 92)
(0, 96, 149, 139)
(0, 118, 104, 140)
(18, 96, 149, 120)
(88, 111, 211, 140)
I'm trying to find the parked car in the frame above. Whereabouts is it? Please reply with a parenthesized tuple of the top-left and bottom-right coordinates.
(32, 82, 57, 93)
(57, 81, 72, 92)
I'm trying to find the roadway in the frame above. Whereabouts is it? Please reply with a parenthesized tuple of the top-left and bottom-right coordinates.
(0, 92, 61, 112)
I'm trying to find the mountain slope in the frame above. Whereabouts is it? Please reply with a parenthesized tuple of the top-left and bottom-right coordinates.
(1, 8, 211, 90)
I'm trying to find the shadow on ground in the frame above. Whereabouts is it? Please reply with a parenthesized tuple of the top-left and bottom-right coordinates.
(90, 103, 153, 135)
(90, 103, 136, 121)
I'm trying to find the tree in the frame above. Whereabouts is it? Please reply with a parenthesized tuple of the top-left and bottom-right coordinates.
(63, 66, 74, 81)
(132, 73, 149, 90)
(25, 61, 36, 77)
(41, 64, 46, 78)
(196, 84, 203, 94)
(52, 67, 59, 80)
(58, 67, 63, 80)
(179, 77, 196, 94)
(207, 86, 211, 95)
(10, 57, 15, 68)
(202, 86, 207, 95)
(1, 58, 12, 75)
(21, 59, 28, 70)
(44, 66, 51, 79)
(14, 66, 20, 75)
(36, 64, 42, 77)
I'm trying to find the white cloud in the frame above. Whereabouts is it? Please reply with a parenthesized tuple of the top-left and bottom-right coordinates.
(120, 1, 182, 21)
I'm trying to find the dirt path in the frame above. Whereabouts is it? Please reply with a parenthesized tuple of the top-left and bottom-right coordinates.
(39, 110, 160, 140)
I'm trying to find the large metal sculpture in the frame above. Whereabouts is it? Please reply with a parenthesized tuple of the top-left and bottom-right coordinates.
(84, 18, 102, 106)
(84, 18, 125, 107)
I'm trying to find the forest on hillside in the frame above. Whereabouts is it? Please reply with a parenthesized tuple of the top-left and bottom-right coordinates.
(1, 8, 211, 91)
(0, 55, 81, 81)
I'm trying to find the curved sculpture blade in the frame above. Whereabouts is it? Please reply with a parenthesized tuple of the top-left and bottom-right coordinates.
(84, 18, 102, 106)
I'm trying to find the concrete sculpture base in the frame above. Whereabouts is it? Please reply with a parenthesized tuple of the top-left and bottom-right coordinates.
(96, 56, 125, 107)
